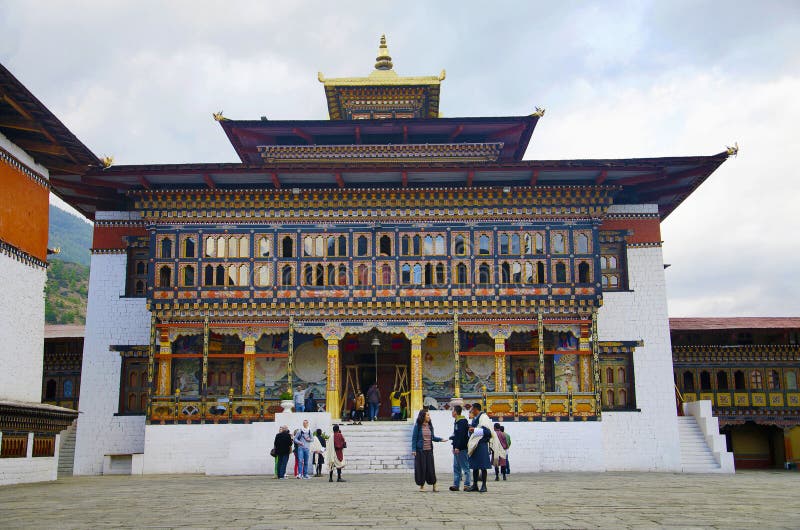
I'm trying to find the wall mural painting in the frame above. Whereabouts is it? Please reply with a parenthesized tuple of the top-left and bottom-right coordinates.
(255, 333, 288, 353)
(554, 354, 579, 393)
(422, 333, 455, 399)
(207, 359, 243, 396)
(291, 334, 327, 408)
(172, 334, 202, 354)
(254, 332, 289, 398)
(172, 358, 201, 396)
(509, 356, 539, 392)
(461, 336, 496, 393)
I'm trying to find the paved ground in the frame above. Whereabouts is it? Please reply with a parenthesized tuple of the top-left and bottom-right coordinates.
(1, 471, 798, 529)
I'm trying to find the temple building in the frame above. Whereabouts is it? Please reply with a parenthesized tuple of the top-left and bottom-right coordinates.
(0, 65, 85, 484)
(672, 318, 800, 469)
(41, 37, 738, 474)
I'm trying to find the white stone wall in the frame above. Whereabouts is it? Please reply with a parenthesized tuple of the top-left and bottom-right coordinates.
(73, 251, 150, 475)
(0, 254, 46, 402)
(598, 245, 681, 471)
(0, 433, 61, 485)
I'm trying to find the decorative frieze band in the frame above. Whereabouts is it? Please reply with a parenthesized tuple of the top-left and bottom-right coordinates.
(0, 146, 49, 190)
(0, 239, 48, 269)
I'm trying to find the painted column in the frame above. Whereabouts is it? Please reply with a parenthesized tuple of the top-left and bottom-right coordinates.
(453, 313, 461, 399)
(156, 327, 171, 395)
(321, 324, 345, 418)
(591, 310, 602, 418)
(287, 317, 294, 394)
(538, 312, 545, 412)
(407, 325, 428, 414)
(146, 315, 156, 421)
(489, 325, 511, 392)
(579, 321, 592, 392)
(243, 335, 256, 395)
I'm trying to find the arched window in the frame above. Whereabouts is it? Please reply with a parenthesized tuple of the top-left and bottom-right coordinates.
(535, 233, 544, 253)
(716, 370, 729, 390)
(499, 234, 509, 254)
(259, 237, 271, 257)
(160, 238, 172, 258)
(523, 234, 532, 254)
(228, 237, 238, 258)
(786, 371, 798, 390)
(217, 236, 226, 258)
(401, 264, 411, 284)
(401, 235, 410, 256)
(610, 276, 619, 288)
(239, 236, 249, 258)
(456, 263, 468, 284)
(606, 390, 615, 407)
(327, 264, 336, 286)
(184, 238, 195, 258)
(768, 370, 781, 390)
(618, 389, 627, 407)
(454, 235, 465, 255)
(576, 233, 589, 254)
(435, 263, 446, 284)
(379, 235, 392, 256)
(700, 371, 711, 390)
(423, 235, 434, 255)
(478, 263, 491, 284)
(183, 266, 195, 287)
(608, 256, 617, 269)
(578, 262, 590, 283)
(357, 235, 368, 256)
(434, 235, 445, 255)
(511, 262, 522, 283)
(553, 234, 565, 253)
(734, 370, 745, 390)
(63, 379, 73, 398)
(227, 265, 237, 286)
(257, 265, 270, 286)
(215, 265, 226, 286)
(338, 235, 347, 256)
(617, 367, 626, 384)
(205, 237, 216, 257)
(128, 393, 137, 411)
(511, 234, 520, 255)
(381, 264, 392, 285)
(357, 264, 369, 286)
(412, 264, 422, 285)
(412, 235, 421, 255)
(282, 236, 293, 257)
(555, 263, 567, 283)
(315, 264, 324, 286)
(281, 265, 293, 286)
(209, 265, 219, 285)
(45, 379, 56, 400)
(524, 263, 534, 283)
(327, 236, 336, 257)
(136, 261, 146, 275)
(158, 266, 171, 287)
(500, 262, 511, 283)
(424, 263, 433, 285)
(750, 370, 763, 390)
(682, 371, 694, 391)
(239, 265, 249, 286)
(602, 276, 609, 288)
(303, 236, 314, 257)
(526, 368, 536, 384)
(129, 371, 138, 387)
(537, 262, 545, 283)
(606, 367, 614, 384)
(315, 236, 324, 258)
(135, 280, 144, 295)
(479, 235, 490, 255)
(304, 265, 314, 285)
(337, 264, 348, 286)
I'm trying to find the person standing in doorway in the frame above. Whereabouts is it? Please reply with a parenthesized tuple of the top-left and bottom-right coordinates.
(326, 424, 347, 482)
(354, 390, 365, 424)
(448, 405, 471, 491)
(411, 409, 444, 491)
(367, 382, 381, 421)
(293, 419, 313, 479)
(294, 385, 306, 413)
(273, 425, 293, 479)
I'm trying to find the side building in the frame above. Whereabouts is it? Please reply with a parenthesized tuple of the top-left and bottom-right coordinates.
(0, 64, 95, 484)
(672, 317, 800, 469)
(49, 37, 735, 475)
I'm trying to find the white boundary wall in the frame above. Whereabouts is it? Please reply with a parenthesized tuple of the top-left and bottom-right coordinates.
(0, 433, 61, 485)
(74, 215, 150, 475)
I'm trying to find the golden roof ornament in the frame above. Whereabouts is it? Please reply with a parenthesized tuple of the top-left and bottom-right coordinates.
(726, 142, 739, 157)
(101, 156, 113, 168)
(375, 34, 393, 70)
(213, 111, 228, 121)
(532, 107, 546, 117)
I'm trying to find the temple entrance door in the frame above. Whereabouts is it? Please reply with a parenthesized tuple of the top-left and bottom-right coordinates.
(340, 332, 410, 419)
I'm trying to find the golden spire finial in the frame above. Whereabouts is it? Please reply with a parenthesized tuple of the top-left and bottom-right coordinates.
(375, 34, 393, 70)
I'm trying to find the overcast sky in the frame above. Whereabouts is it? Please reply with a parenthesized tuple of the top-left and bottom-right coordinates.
(2, 1, 798, 317)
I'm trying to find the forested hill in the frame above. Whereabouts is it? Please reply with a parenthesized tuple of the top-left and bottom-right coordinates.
(46, 205, 92, 324)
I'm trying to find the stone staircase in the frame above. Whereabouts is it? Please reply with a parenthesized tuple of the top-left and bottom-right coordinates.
(58, 420, 78, 477)
(678, 416, 724, 472)
(338, 421, 414, 473)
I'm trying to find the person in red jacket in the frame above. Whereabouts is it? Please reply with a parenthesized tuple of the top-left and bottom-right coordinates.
(327, 424, 347, 482)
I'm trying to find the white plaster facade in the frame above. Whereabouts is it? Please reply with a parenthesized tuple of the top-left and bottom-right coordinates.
(0, 433, 61, 485)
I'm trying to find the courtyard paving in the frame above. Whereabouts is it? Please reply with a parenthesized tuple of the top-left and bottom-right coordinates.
(0, 470, 798, 529)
